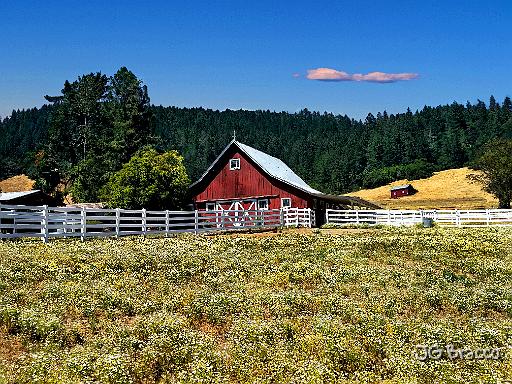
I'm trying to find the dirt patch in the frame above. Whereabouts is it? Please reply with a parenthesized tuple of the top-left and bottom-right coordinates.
(318, 228, 381, 236)
(0, 328, 26, 368)
(216, 227, 314, 237)
(217, 227, 380, 237)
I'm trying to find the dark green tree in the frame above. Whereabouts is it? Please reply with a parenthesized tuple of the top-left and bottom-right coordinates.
(34, 68, 152, 203)
(3, 92, 512, 197)
(110, 67, 153, 164)
(470, 139, 512, 208)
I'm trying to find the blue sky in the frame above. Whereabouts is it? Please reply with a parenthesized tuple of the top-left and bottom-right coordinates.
(1, 1, 511, 119)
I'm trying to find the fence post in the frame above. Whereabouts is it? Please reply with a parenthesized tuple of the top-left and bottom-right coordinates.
(115, 208, 120, 238)
(455, 209, 460, 227)
(387, 210, 391, 225)
(296, 208, 300, 227)
(325, 209, 330, 226)
(142, 209, 147, 236)
(280, 208, 285, 227)
(41, 205, 49, 243)
(165, 210, 170, 237)
(194, 210, 199, 234)
(80, 207, 86, 242)
(355, 210, 360, 225)
(486, 209, 490, 226)
(63, 211, 67, 238)
(0, 205, 8, 235)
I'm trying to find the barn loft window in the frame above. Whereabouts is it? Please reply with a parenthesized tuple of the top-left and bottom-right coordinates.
(281, 198, 291, 209)
(229, 158, 240, 170)
(206, 202, 215, 212)
(257, 199, 269, 210)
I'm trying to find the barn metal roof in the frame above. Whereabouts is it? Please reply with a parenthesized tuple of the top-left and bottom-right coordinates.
(190, 140, 321, 194)
(0, 190, 40, 201)
(236, 142, 321, 194)
(390, 184, 413, 191)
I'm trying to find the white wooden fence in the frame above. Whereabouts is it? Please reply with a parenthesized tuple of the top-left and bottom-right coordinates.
(0, 205, 315, 242)
(283, 207, 315, 227)
(325, 209, 512, 227)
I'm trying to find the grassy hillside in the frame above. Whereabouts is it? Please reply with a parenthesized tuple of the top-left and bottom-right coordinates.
(347, 168, 498, 210)
(1, 230, 511, 383)
(0, 169, 500, 211)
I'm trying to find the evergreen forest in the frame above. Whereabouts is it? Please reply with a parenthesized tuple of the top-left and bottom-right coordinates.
(0, 68, 511, 200)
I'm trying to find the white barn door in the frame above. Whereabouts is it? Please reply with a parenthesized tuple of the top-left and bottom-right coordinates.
(215, 199, 257, 227)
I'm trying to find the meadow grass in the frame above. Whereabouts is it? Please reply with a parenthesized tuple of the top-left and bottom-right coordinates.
(0, 227, 511, 383)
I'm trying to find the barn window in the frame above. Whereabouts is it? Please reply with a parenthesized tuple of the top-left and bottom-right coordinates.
(281, 198, 291, 209)
(257, 199, 269, 210)
(206, 202, 215, 212)
(229, 158, 240, 170)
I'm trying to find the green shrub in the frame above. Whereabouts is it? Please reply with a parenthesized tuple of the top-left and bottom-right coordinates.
(362, 159, 436, 189)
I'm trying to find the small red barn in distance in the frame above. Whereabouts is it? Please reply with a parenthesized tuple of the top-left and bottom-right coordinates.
(390, 184, 416, 198)
(189, 140, 378, 222)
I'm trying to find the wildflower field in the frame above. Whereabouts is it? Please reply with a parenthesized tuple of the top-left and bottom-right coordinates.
(1, 228, 511, 383)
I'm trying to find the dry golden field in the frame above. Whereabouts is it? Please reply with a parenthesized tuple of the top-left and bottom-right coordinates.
(0, 174, 35, 192)
(347, 168, 498, 210)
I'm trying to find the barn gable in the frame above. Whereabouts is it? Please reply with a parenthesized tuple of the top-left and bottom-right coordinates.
(190, 140, 319, 194)
(191, 142, 312, 210)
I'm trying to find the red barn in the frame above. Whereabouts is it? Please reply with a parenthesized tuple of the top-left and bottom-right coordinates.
(189, 140, 378, 224)
(390, 184, 416, 198)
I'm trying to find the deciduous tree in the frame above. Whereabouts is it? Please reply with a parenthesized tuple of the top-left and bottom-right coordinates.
(470, 139, 512, 208)
(100, 148, 190, 210)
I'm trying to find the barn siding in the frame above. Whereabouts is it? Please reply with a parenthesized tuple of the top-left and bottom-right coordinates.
(194, 150, 309, 210)
(391, 187, 414, 198)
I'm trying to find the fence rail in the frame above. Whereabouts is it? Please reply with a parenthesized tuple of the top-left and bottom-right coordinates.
(325, 209, 512, 227)
(6, 205, 509, 242)
(0, 205, 315, 242)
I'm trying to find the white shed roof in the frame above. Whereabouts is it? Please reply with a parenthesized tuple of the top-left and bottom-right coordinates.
(0, 190, 40, 201)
